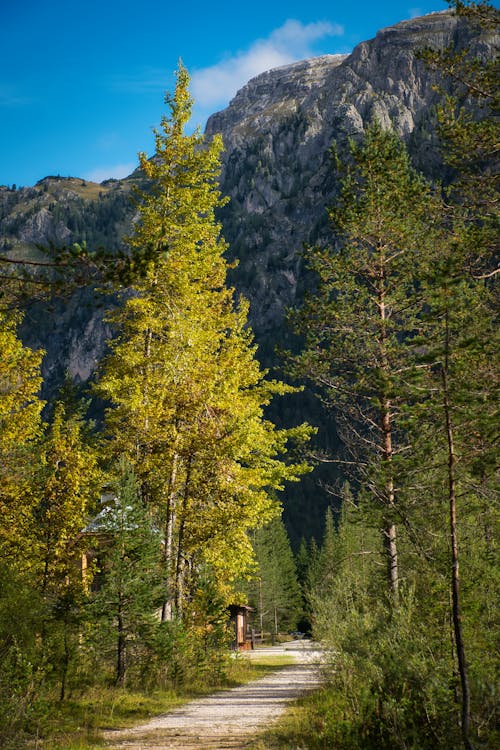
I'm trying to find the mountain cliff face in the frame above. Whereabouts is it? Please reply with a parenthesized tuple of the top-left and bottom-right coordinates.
(206, 10, 492, 337)
(1, 10, 495, 541)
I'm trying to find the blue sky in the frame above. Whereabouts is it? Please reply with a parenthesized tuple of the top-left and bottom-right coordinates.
(1, 0, 446, 187)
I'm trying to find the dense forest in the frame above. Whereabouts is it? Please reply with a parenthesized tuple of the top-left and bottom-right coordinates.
(0, 2, 498, 749)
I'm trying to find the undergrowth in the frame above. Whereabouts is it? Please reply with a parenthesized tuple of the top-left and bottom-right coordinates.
(21, 653, 291, 750)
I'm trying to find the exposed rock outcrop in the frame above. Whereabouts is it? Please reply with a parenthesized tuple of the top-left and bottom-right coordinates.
(205, 10, 491, 337)
(1, 10, 496, 540)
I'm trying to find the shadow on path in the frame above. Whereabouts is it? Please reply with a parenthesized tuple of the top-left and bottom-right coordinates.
(103, 642, 324, 750)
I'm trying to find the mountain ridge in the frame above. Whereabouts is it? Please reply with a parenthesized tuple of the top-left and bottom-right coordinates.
(2, 9, 496, 541)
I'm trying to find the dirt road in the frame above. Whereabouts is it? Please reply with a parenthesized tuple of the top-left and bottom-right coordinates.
(103, 641, 323, 750)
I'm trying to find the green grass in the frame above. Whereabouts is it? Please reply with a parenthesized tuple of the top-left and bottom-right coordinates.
(39, 177, 114, 200)
(241, 653, 295, 668)
(36, 653, 294, 750)
(247, 686, 339, 750)
(37, 688, 184, 750)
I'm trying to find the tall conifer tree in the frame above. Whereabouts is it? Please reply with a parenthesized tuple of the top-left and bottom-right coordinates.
(291, 122, 442, 602)
(88, 458, 163, 686)
(246, 517, 302, 639)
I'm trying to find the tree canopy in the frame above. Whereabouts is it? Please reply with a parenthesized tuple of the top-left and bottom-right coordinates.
(97, 64, 312, 618)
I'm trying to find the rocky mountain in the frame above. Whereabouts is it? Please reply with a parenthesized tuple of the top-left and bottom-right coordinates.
(206, 9, 496, 337)
(1, 10, 496, 542)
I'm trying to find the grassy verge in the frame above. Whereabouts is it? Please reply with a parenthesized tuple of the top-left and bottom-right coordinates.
(38, 652, 294, 750)
(248, 685, 339, 750)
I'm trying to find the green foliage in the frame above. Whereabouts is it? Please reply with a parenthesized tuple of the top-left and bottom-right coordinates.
(97, 65, 312, 618)
(0, 66, 313, 748)
(32, 397, 101, 591)
(84, 458, 163, 687)
(310, 498, 380, 643)
(288, 18, 499, 742)
(288, 499, 498, 749)
(245, 517, 302, 639)
(1, 10, 496, 748)
(290, 121, 444, 601)
(423, 1, 499, 220)
(0, 310, 44, 559)
(0, 565, 48, 748)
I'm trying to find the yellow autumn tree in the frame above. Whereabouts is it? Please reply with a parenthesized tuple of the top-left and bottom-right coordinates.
(0, 310, 44, 560)
(97, 65, 311, 618)
(31, 398, 101, 594)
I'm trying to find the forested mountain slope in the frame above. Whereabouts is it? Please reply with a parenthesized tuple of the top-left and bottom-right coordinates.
(1, 9, 495, 542)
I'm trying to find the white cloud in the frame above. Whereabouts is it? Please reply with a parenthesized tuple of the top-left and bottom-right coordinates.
(408, 8, 422, 19)
(191, 19, 344, 112)
(83, 162, 136, 183)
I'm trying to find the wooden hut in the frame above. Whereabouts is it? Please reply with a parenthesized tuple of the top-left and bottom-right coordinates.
(228, 604, 254, 650)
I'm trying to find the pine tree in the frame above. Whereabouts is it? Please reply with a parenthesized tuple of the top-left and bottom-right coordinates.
(310, 494, 380, 644)
(311, 507, 338, 601)
(291, 122, 443, 603)
(422, 1, 499, 225)
(416, 9, 499, 742)
(246, 517, 302, 640)
(88, 458, 163, 686)
(406, 223, 498, 749)
(290, 114, 496, 749)
(295, 537, 313, 633)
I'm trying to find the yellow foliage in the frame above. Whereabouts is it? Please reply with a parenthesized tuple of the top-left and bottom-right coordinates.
(0, 310, 44, 558)
(97, 66, 312, 615)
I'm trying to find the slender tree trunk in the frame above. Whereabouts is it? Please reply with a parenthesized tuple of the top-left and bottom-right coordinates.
(441, 308, 474, 750)
(174, 453, 193, 614)
(141, 327, 153, 437)
(41, 528, 53, 595)
(378, 248, 399, 604)
(116, 596, 126, 686)
(59, 617, 69, 702)
(162, 450, 179, 621)
(259, 578, 264, 641)
(381, 398, 399, 605)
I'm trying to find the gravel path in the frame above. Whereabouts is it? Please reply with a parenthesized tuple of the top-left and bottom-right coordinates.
(103, 641, 323, 750)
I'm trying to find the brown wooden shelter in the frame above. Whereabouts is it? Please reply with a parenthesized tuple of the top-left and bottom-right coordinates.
(228, 604, 254, 650)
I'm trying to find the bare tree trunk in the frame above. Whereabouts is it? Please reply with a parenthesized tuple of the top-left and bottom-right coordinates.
(259, 578, 264, 641)
(142, 326, 153, 436)
(378, 251, 399, 604)
(381, 398, 399, 604)
(59, 618, 69, 702)
(441, 309, 474, 750)
(174, 453, 193, 615)
(162, 450, 179, 622)
(441, 369, 474, 749)
(116, 597, 126, 686)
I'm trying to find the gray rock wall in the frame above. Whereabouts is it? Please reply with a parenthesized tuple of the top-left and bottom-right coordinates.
(2, 10, 496, 541)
